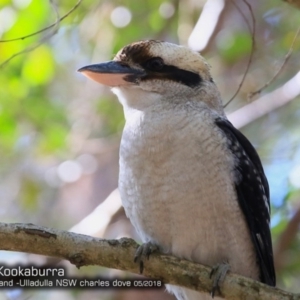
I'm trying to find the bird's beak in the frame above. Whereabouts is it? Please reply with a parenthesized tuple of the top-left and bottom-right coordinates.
(78, 61, 144, 87)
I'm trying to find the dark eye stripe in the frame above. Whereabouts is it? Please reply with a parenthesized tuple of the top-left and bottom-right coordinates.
(119, 43, 202, 87)
(141, 64, 201, 87)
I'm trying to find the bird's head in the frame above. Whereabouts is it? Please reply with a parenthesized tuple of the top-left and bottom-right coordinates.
(79, 40, 223, 113)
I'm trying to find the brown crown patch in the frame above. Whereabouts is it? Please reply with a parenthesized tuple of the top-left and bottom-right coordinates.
(114, 40, 161, 66)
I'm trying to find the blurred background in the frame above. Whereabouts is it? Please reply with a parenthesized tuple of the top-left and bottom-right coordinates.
(0, 0, 300, 299)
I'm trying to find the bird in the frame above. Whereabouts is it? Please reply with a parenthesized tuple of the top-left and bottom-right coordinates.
(78, 40, 276, 300)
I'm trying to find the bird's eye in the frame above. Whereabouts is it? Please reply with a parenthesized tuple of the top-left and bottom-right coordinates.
(145, 57, 164, 71)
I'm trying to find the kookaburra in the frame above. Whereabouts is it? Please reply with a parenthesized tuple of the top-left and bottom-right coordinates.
(79, 40, 276, 300)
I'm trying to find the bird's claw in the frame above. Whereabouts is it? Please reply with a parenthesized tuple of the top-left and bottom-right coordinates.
(210, 262, 230, 298)
(134, 242, 158, 274)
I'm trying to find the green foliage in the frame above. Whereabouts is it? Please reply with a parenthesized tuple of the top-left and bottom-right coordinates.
(22, 46, 55, 85)
(96, 97, 125, 136)
(20, 175, 41, 211)
(219, 32, 252, 63)
(0, 2, 72, 158)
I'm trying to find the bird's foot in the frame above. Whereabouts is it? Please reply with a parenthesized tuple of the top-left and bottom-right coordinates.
(134, 242, 158, 274)
(210, 261, 230, 298)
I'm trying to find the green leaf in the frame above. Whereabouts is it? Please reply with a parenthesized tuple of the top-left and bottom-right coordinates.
(20, 176, 41, 211)
(219, 32, 252, 64)
(22, 46, 54, 85)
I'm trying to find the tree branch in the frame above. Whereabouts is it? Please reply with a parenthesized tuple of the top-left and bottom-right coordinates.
(248, 25, 300, 99)
(227, 70, 300, 129)
(0, 223, 297, 299)
(284, 0, 300, 9)
(274, 206, 300, 272)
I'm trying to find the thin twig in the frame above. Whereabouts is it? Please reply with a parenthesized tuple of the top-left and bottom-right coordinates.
(0, 0, 82, 68)
(227, 70, 300, 128)
(248, 25, 300, 100)
(0, 0, 82, 43)
(0, 0, 60, 68)
(230, 0, 252, 33)
(0, 42, 44, 68)
(50, 0, 61, 27)
(223, 0, 256, 108)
